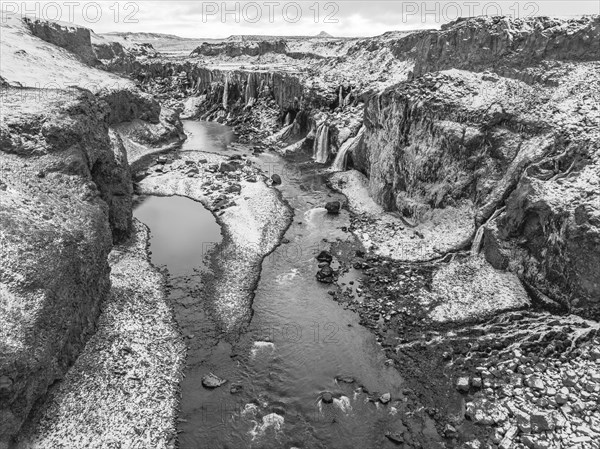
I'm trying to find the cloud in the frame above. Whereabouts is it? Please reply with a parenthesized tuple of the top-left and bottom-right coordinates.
(5, 1, 599, 38)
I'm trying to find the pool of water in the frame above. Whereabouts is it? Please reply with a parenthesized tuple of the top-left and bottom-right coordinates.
(135, 121, 408, 449)
(180, 119, 236, 154)
(133, 195, 222, 274)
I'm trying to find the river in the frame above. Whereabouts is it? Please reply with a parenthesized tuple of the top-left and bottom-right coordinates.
(133, 120, 407, 449)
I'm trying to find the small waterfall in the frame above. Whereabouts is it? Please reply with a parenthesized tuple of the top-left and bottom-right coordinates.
(222, 74, 229, 109)
(330, 126, 364, 172)
(471, 206, 505, 255)
(245, 72, 256, 105)
(338, 86, 344, 108)
(343, 91, 352, 107)
(312, 123, 329, 164)
(471, 225, 485, 256)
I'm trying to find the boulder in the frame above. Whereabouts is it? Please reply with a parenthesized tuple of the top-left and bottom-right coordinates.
(321, 392, 334, 403)
(316, 266, 335, 283)
(316, 251, 333, 263)
(325, 201, 341, 214)
(271, 174, 282, 185)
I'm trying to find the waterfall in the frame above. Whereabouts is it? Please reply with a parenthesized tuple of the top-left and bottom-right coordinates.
(343, 91, 352, 107)
(312, 123, 329, 164)
(471, 225, 485, 256)
(470, 206, 506, 255)
(222, 74, 229, 109)
(245, 72, 256, 105)
(330, 127, 365, 172)
(284, 112, 292, 126)
(338, 86, 344, 108)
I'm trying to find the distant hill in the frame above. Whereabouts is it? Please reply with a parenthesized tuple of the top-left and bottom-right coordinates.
(316, 31, 334, 38)
(103, 31, 195, 41)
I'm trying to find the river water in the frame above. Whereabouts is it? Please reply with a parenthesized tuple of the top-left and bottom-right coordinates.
(134, 121, 407, 449)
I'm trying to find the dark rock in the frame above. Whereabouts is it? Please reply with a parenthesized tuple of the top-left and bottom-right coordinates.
(133, 170, 148, 182)
(218, 162, 236, 173)
(226, 183, 242, 194)
(325, 201, 341, 214)
(385, 431, 405, 444)
(317, 266, 335, 283)
(316, 250, 333, 263)
(271, 174, 282, 185)
(321, 392, 334, 403)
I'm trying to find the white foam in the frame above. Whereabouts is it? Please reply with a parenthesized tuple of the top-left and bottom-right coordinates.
(276, 268, 299, 284)
(241, 403, 259, 417)
(250, 341, 275, 358)
(333, 395, 352, 413)
(249, 413, 285, 440)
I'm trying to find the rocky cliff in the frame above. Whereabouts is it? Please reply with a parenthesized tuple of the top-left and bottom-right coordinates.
(0, 17, 185, 444)
(0, 87, 134, 443)
(356, 16, 600, 316)
(23, 17, 99, 66)
(190, 39, 288, 57)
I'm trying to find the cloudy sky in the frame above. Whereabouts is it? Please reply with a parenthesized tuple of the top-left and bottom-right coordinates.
(4, 1, 599, 38)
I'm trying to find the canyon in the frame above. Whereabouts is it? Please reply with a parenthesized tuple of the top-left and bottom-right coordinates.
(1, 12, 599, 449)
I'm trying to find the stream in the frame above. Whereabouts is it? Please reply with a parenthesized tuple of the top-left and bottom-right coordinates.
(134, 121, 407, 449)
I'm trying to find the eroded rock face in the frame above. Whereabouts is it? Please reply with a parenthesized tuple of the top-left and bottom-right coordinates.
(357, 16, 600, 315)
(492, 155, 600, 317)
(0, 87, 133, 443)
(23, 17, 99, 66)
(410, 16, 600, 78)
(190, 39, 288, 58)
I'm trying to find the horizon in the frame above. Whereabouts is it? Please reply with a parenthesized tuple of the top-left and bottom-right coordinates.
(2, 1, 599, 39)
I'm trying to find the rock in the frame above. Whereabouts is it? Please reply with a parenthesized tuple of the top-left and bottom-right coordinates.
(444, 424, 458, 438)
(555, 391, 569, 405)
(226, 183, 242, 194)
(316, 266, 335, 283)
(385, 431, 404, 444)
(271, 174, 282, 185)
(218, 162, 236, 173)
(321, 392, 334, 403)
(325, 201, 341, 214)
(379, 393, 391, 404)
(133, 170, 148, 182)
(526, 376, 545, 390)
(498, 425, 518, 449)
(530, 411, 555, 433)
(230, 384, 243, 394)
(202, 373, 227, 388)
(466, 399, 508, 425)
(335, 376, 355, 384)
(456, 377, 470, 392)
(316, 250, 333, 263)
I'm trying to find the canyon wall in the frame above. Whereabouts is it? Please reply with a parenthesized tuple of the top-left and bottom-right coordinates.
(23, 17, 99, 65)
(0, 87, 132, 443)
(0, 18, 184, 444)
(357, 16, 600, 316)
(190, 39, 288, 57)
